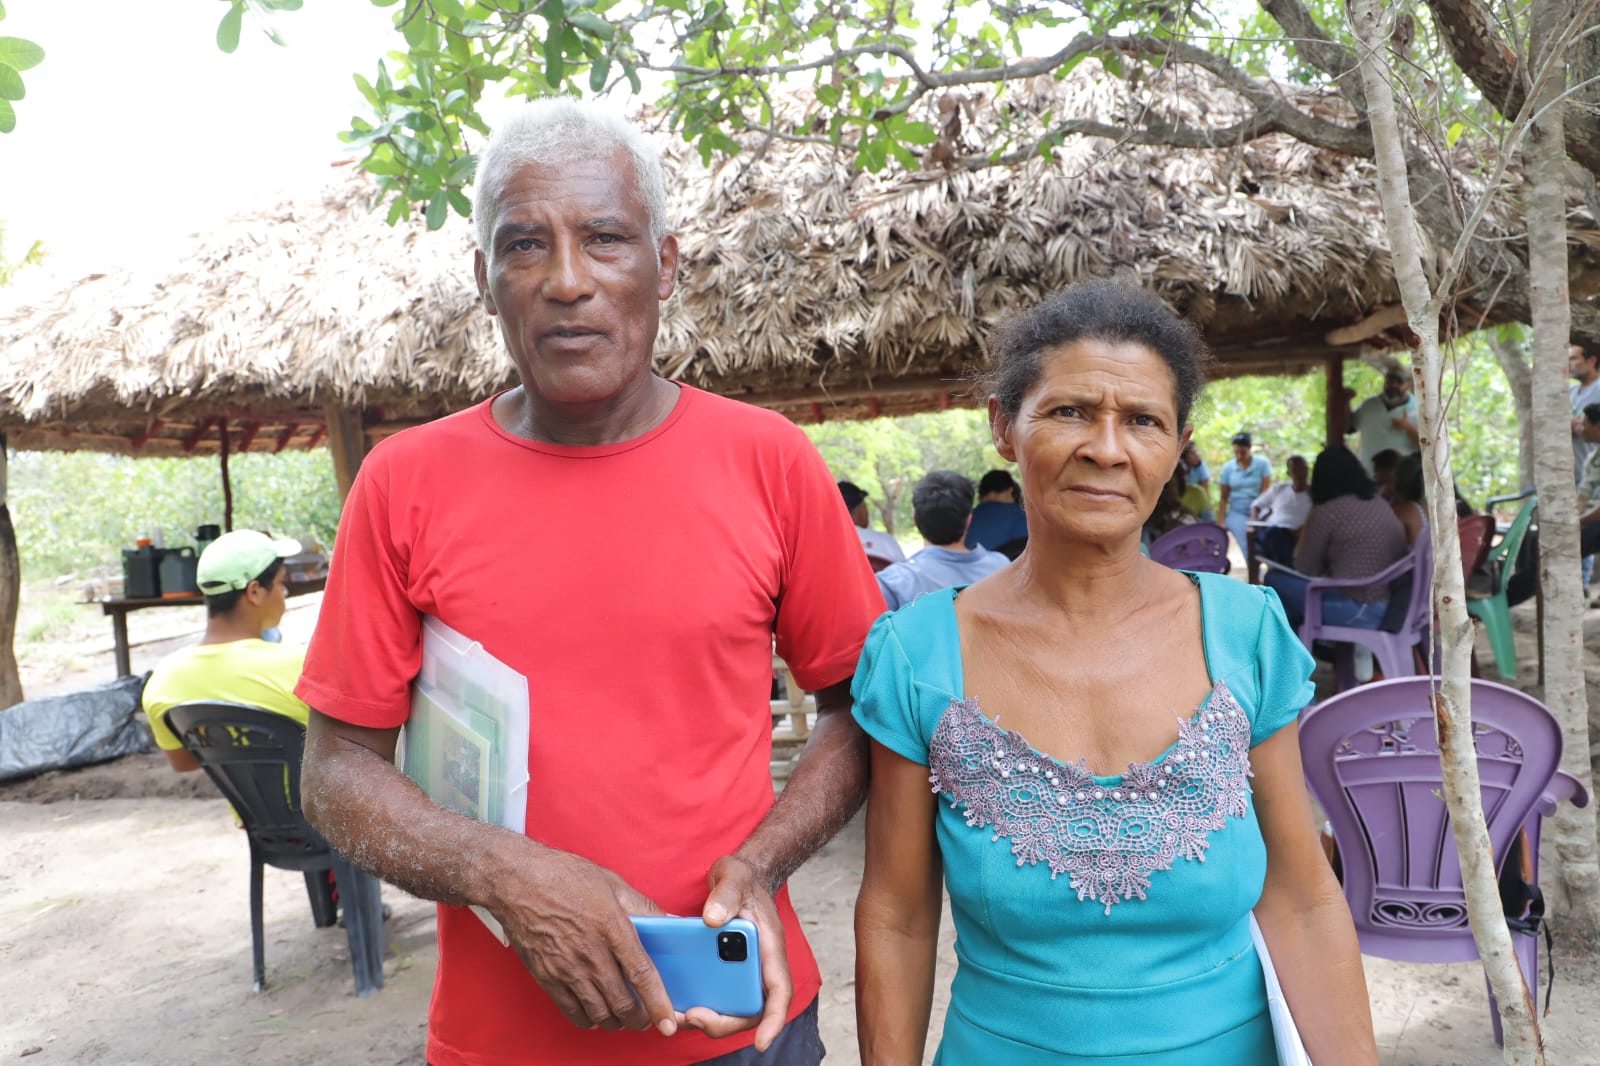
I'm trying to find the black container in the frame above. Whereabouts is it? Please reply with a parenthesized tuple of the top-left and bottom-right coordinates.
(123, 546, 161, 598)
(159, 546, 198, 596)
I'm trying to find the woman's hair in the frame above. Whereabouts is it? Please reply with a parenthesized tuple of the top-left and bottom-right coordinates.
(980, 279, 1212, 426)
(1310, 446, 1377, 504)
(1392, 452, 1425, 505)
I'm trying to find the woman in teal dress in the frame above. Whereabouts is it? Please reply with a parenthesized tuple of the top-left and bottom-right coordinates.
(852, 281, 1376, 1065)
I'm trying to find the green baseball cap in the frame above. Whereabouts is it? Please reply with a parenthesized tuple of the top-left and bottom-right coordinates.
(196, 530, 302, 594)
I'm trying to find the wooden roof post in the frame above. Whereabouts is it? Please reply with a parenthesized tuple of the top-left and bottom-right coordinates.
(324, 404, 371, 503)
(1325, 355, 1347, 449)
(0, 432, 20, 710)
(218, 418, 233, 532)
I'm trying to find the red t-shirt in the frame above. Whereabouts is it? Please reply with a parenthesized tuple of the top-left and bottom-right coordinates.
(297, 385, 884, 1066)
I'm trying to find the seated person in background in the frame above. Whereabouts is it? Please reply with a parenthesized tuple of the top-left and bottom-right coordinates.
(1370, 448, 1402, 501)
(965, 469, 1029, 558)
(1262, 446, 1408, 631)
(878, 471, 1010, 610)
(1181, 439, 1211, 503)
(1509, 404, 1600, 606)
(1250, 454, 1311, 565)
(1145, 463, 1205, 540)
(1390, 452, 1428, 545)
(839, 480, 906, 568)
(141, 530, 307, 771)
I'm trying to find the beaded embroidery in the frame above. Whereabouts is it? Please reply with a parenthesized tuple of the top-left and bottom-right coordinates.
(927, 681, 1254, 915)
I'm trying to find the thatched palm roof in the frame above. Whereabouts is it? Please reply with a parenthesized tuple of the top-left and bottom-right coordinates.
(0, 64, 1452, 454)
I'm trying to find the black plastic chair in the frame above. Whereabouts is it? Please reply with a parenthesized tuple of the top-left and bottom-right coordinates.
(164, 701, 385, 996)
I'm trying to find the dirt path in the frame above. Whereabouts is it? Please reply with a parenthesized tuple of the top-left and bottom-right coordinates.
(6, 591, 1600, 1063)
(3, 756, 1597, 1065)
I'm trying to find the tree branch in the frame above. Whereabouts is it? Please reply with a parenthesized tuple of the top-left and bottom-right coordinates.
(1258, 0, 1369, 113)
(1426, 0, 1600, 176)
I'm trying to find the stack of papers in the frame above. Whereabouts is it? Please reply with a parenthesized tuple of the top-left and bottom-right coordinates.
(399, 616, 530, 943)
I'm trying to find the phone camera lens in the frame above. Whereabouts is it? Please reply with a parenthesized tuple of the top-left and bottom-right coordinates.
(716, 931, 748, 963)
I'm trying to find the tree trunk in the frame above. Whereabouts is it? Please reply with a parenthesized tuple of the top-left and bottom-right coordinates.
(1487, 332, 1536, 491)
(1527, 0, 1600, 928)
(1349, 0, 1546, 1058)
(0, 435, 21, 710)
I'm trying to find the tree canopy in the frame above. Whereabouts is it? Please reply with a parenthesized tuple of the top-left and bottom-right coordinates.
(189, 0, 1600, 348)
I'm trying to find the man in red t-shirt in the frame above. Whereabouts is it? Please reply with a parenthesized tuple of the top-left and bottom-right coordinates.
(297, 98, 884, 1066)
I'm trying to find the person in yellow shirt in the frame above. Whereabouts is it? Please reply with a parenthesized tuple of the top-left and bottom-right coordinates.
(142, 530, 306, 770)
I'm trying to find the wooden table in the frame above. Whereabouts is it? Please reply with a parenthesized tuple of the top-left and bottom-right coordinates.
(96, 577, 326, 676)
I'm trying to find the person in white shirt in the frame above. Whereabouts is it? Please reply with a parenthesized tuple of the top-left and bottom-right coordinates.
(1250, 455, 1311, 569)
(1569, 345, 1600, 485)
(1345, 361, 1419, 472)
(838, 480, 906, 569)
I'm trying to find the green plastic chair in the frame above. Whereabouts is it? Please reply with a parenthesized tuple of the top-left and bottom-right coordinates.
(1467, 495, 1537, 681)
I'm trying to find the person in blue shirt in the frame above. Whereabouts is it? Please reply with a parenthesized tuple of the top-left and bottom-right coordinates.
(877, 471, 1010, 611)
(852, 280, 1374, 1065)
(964, 469, 1029, 558)
(1217, 431, 1273, 558)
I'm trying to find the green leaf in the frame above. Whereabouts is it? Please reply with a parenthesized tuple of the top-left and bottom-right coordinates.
(448, 188, 474, 218)
(1446, 121, 1465, 148)
(859, 137, 888, 172)
(625, 65, 641, 93)
(544, 23, 566, 86)
(433, 0, 467, 17)
(0, 64, 23, 102)
(892, 119, 937, 145)
(568, 10, 613, 39)
(0, 3, 8, 19)
(0, 98, 14, 133)
(371, 0, 403, 6)
(425, 192, 449, 229)
(588, 54, 609, 91)
(216, 4, 244, 53)
(386, 196, 410, 225)
(0, 38, 44, 72)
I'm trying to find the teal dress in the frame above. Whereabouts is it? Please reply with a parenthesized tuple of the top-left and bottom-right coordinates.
(851, 573, 1314, 1064)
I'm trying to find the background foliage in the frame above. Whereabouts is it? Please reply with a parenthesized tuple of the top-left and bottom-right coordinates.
(805, 338, 1524, 537)
(10, 336, 1522, 580)
(11, 450, 343, 582)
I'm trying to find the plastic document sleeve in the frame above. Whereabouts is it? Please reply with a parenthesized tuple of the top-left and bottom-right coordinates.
(398, 615, 531, 945)
(1249, 913, 1313, 1066)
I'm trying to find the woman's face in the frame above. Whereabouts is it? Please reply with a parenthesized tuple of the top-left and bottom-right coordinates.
(1232, 442, 1252, 464)
(991, 338, 1190, 544)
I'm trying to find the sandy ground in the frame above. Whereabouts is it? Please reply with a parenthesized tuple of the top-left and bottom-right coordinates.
(5, 582, 1600, 1064)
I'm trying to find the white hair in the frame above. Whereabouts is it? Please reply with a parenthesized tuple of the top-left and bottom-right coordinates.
(471, 98, 670, 255)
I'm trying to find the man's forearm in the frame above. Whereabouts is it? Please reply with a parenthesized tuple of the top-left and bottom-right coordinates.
(301, 711, 532, 911)
(735, 681, 869, 894)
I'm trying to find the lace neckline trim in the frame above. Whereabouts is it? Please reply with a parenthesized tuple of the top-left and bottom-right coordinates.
(926, 681, 1255, 914)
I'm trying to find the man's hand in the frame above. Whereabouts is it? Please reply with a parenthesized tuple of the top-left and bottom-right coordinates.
(491, 845, 680, 1036)
(686, 855, 793, 1051)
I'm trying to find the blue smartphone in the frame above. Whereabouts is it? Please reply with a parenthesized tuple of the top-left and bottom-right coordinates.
(628, 916, 765, 1018)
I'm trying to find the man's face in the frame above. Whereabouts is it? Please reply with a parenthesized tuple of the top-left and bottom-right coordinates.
(249, 568, 290, 630)
(1571, 347, 1596, 382)
(473, 151, 679, 407)
(1383, 373, 1410, 403)
(1182, 445, 1200, 468)
(1287, 458, 1309, 486)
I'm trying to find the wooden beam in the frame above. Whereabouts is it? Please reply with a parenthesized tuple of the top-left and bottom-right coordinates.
(324, 404, 371, 503)
(1325, 356, 1347, 449)
(218, 417, 233, 532)
(235, 420, 262, 453)
(274, 422, 301, 454)
(181, 416, 214, 454)
(304, 426, 327, 450)
(1324, 305, 1408, 346)
(130, 419, 164, 451)
(867, 396, 881, 418)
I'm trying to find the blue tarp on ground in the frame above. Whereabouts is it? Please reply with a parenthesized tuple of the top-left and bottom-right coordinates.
(0, 674, 152, 782)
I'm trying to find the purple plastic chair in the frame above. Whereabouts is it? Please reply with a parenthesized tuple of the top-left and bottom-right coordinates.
(1148, 522, 1230, 573)
(1299, 677, 1590, 1045)
(1298, 528, 1433, 691)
